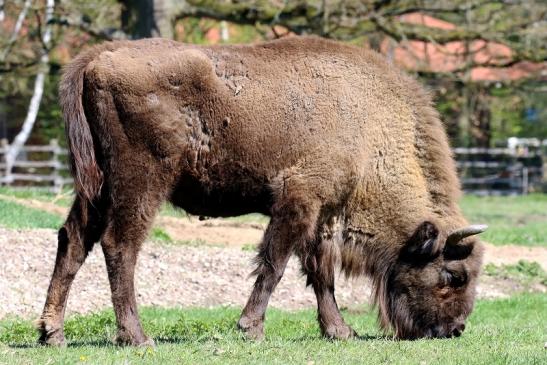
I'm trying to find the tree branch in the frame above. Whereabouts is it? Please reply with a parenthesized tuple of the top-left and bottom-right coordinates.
(0, 58, 39, 73)
(173, 0, 546, 64)
(48, 16, 127, 41)
(1, 0, 32, 62)
(4, 0, 55, 180)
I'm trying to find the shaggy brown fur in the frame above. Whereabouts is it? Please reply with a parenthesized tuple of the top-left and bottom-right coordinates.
(37, 36, 485, 346)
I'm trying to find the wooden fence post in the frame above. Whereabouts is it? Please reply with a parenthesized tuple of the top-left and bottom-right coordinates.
(50, 139, 62, 193)
(0, 138, 10, 185)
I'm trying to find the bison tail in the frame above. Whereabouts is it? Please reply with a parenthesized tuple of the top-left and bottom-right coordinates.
(59, 49, 103, 204)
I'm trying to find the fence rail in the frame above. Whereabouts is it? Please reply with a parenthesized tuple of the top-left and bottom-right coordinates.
(0, 139, 72, 192)
(454, 143, 545, 195)
(1, 139, 545, 195)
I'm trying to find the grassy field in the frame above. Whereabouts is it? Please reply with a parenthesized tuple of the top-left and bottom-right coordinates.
(0, 293, 545, 365)
(0, 189, 545, 364)
(1, 188, 545, 246)
(460, 194, 547, 246)
(0, 198, 64, 229)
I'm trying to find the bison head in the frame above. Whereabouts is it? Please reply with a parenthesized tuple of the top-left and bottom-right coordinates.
(377, 221, 486, 339)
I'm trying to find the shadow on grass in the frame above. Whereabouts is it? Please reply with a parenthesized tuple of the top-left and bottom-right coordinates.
(7, 332, 387, 349)
(9, 339, 113, 348)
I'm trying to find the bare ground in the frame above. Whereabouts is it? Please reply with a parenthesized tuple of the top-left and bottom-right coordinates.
(1, 225, 545, 320)
(3, 193, 547, 267)
(0, 194, 545, 318)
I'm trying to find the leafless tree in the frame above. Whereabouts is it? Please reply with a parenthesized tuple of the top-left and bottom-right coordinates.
(3, 0, 55, 182)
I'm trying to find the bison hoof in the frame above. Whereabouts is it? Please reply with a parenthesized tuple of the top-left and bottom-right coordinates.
(237, 316, 265, 341)
(36, 319, 66, 347)
(322, 324, 357, 340)
(38, 331, 66, 347)
(37, 328, 66, 347)
(114, 330, 155, 347)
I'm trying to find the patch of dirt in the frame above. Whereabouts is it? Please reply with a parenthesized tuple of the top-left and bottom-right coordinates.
(1, 195, 545, 318)
(482, 242, 547, 270)
(0, 228, 369, 319)
(2, 193, 544, 269)
(1, 227, 545, 320)
(0, 194, 68, 216)
(475, 274, 546, 299)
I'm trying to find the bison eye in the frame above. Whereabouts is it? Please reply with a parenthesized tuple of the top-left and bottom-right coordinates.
(441, 269, 467, 288)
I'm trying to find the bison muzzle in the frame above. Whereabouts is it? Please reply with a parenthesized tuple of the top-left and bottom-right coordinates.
(36, 36, 486, 346)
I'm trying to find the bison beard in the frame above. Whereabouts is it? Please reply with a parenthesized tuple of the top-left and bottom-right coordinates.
(36, 36, 486, 346)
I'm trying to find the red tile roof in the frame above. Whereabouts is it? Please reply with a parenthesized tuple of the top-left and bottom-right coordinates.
(382, 12, 546, 81)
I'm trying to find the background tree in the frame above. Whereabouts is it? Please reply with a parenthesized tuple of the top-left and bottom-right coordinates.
(2, 0, 54, 181)
(0, 0, 545, 150)
(170, 0, 546, 146)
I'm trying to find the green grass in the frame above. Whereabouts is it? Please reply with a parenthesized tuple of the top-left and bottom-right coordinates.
(149, 227, 173, 243)
(484, 260, 547, 286)
(0, 187, 545, 246)
(159, 204, 189, 218)
(0, 294, 545, 364)
(160, 203, 269, 225)
(0, 199, 63, 229)
(0, 187, 73, 207)
(460, 194, 547, 246)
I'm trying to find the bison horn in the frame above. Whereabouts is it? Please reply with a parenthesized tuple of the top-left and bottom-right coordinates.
(444, 224, 487, 259)
(446, 224, 488, 246)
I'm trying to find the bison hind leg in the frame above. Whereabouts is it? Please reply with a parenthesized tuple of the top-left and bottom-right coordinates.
(37, 196, 106, 346)
(100, 182, 167, 347)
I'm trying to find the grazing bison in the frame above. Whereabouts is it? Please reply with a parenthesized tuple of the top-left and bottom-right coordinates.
(37, 36, 486, 346)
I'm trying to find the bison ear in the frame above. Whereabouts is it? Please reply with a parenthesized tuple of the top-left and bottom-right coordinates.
(401, 221, 440, 261)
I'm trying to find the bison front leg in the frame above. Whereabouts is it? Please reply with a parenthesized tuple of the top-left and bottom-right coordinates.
(238, 188, 321, 340)
(37, 197, 105, 346)
(306, 243, 357, 340)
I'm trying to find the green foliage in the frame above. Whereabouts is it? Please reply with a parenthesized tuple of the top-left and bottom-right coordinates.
(175, 17, 216, 44)
(2, 0, 546, 148)
(489, 84, 547, 143)
(0, 294, 545, 364)
(0, 0, 121, 143)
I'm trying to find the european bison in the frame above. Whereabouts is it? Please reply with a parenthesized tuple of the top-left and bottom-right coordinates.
(37, 36, 486, 346)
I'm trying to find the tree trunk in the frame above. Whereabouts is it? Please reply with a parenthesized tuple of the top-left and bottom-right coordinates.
(120, 0, 187, 39)
(4, 0, 54, 182)
(0, 0, 5, 23)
